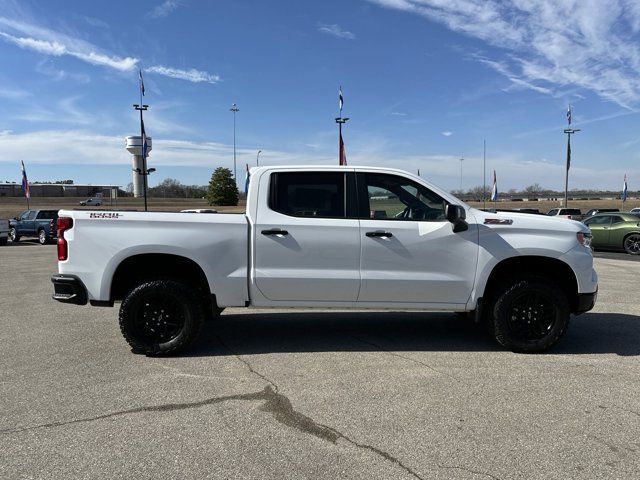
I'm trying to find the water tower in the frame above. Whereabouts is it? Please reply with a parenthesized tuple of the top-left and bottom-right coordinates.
(125, 136, 152, 198)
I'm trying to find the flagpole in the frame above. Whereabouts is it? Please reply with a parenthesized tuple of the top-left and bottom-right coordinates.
(336, 86, 349, 165)
(563, 128, 580, 208)
(483, 140, 486, 211)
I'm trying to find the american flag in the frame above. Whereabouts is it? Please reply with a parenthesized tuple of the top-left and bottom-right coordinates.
(139, 69, 145, 96)
(141, 118, 148, 158)
(339, 86, 343, 112)
(20, 160, 30, 199)
(566, 105, 571, 125)
(490, 170, 498, 201)
(622, 174, 628, 202)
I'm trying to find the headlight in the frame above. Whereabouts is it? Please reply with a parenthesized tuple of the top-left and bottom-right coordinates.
(577, 231, 592, 247)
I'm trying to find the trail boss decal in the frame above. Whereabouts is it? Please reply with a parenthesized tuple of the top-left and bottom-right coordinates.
(89, 213, 122, 219)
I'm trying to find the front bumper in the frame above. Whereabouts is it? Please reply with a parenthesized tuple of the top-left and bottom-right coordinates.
(51, 274, 88, 305)
(575, 289, 597, 314)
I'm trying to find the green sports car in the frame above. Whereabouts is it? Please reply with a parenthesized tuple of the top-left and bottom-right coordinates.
(583, 212, 640, 255)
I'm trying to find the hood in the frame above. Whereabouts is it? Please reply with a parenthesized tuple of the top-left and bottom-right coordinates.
(469, 208, 588, 233)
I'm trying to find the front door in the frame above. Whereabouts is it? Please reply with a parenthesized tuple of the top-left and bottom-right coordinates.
(357, 172, 478, 306)
(584, 215, 612, 247)
(253, 170, 361, 303)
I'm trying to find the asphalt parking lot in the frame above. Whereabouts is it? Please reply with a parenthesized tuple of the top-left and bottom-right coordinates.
(1, 243, 639, 479)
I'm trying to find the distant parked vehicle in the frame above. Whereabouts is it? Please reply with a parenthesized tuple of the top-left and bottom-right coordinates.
(547, 208, 582, 220)
(0, 219, 9, 245)
(584, 213, 640, 255)
(79, 198, 102, 206)
(180, 209, 218, 213)
(9, 209, 59, 245)
(630, 207, 640, 214)
(584, 208, 619, 217)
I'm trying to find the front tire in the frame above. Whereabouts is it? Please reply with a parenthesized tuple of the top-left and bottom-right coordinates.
(119, 279, 205, 356)
(489, 277, 570, 353)
(9, 228, 19, 242)
(623, 233, 640, 255)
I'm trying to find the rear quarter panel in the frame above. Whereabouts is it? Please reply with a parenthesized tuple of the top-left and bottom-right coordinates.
(58, 210, 249, 306)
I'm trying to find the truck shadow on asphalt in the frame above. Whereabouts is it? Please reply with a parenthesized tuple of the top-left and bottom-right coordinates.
(189, 311, 640, 357)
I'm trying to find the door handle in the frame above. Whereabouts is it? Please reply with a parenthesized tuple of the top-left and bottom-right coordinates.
(261, 228, 289, 236)
(366, 230, 393, 238)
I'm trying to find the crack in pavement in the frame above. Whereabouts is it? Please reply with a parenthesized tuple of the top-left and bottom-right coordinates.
(351, 334, 467, 385)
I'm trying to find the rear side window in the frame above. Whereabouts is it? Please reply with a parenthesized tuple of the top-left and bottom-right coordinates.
(611, 216, 625, 224)
(269, 172, 352, 218)
(36, 210, 58, 219)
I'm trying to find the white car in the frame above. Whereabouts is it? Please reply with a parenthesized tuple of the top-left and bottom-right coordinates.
(79, 198, 102, 206)
(630, 208, 640, 214)
(52, 165, 597, 355)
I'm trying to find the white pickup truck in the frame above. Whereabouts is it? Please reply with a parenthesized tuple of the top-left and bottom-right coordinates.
(52, 166, 597, 355)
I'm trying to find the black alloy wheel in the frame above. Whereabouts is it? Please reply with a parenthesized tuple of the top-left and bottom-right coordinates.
(624, 234, 640, 255)
(119, 279, 205, 355)
(490, 277, 570, 353)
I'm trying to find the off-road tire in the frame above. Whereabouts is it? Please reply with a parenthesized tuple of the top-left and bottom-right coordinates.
(9, 228, 19, 242)
(119, 279, 205, 356)
(488, 277, 570, 353)
(38, 229, 49, 245)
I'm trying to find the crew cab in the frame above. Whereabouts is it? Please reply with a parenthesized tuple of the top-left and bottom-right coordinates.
(547, 208, 583, 220)
(10, 209, 59, 245)
(51, 166, 598, 355)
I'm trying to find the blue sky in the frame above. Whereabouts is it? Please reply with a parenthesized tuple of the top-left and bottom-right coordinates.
(1, 0, 640, 191)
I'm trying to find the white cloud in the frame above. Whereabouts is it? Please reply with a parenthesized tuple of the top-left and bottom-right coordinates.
(149, 0, 182, 18)
(441, 131, 453, 136)
(368, 0, 640, 107)
(0, 25, 137, 72)
(317, 23, 356, 40)
(390, 111, 407, 116)
(0, 85, 30, 99)
(147, 65, 221, 84)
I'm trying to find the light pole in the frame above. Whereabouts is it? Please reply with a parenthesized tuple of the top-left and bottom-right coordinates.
(563, 128, 580, 207)
(230, 103, 239, 182)
(459, 156, 464, 191)
(256, 150, 262, 166)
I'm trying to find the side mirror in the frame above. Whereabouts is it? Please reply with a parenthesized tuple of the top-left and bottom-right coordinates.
(445, 204, 468, 233)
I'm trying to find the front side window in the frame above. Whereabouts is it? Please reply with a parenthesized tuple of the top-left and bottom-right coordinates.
(269, 172, 347, 218)
(585, 216, 611, 226)
(547, 209, 558, 216)
(362, 173, 446, 221)
(26, 211, 37, 220)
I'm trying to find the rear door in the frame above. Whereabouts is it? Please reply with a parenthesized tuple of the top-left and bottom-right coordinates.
(18, 210, 36, 235)
(253, 170, 361, 302)
(357, 172, 478, 306)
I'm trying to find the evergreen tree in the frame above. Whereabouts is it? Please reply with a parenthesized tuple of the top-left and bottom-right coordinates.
(207, 167, 239, 206)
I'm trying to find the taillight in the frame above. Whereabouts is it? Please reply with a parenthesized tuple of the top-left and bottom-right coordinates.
(57, 217, 73, 261)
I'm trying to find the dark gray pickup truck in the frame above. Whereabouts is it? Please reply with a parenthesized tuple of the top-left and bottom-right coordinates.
(9, 209, 59, 245)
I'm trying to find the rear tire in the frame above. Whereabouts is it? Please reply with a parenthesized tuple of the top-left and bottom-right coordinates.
(488, 277, 570, 353)
(119, 279, 205, 356)
(623, 233, 640, 255)
(9, 228, 19, 242)
(38, 229, 49, 245)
